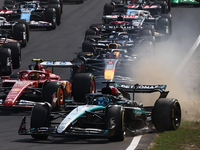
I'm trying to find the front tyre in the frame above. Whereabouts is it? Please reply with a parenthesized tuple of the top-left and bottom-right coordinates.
(72, 73, 95, 103)
(152, 98, 181, 132)
(106, 105, 125, 141)
(44, 8, 57, 30)
(30, 104, 50, 140)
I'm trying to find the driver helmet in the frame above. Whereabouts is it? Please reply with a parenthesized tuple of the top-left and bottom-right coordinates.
(29, 72, 40, 80)
(96, 97, 110, 106)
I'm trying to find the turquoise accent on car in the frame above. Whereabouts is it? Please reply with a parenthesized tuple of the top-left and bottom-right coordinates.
(103, 130, 108, 135)
(71, 106, 105, 124)
(133, 109, 146, 115)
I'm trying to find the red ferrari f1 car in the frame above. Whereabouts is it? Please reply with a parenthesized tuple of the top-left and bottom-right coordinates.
(0, 59, 95, 110)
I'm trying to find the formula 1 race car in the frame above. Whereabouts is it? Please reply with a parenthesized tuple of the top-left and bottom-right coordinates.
(0, 16, 28, 47)
(72, 47, 153, 89)
(103, 0, 170, 16)
(101, 10, 172, 38)
(0, 59, 95, 110)
(82, 31, 155, 56)
(2, 0, 62, 30)
(18, 81, 181, 141)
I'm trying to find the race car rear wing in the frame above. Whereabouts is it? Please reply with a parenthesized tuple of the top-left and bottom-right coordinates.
(117, 83, 169, 99)
(31, 59, 82, 73)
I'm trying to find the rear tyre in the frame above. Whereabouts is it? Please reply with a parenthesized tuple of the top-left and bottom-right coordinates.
(3, 0, 14, 9)
(42, 81, 65, 111)
(139, 29, 152, 37)
(104, 3, 114, 15)
(152, 98, 181, 132)
(106, 105, 125, 141)
(156, 18, 169, 35)
(82, 40, 94, 53)
(30, 104, 50, 140)
(156, 1, 168, 14)
(44, 8, 57, 30)
(48, 4, 61, 25)
(13, 23, 27, 47)
(72, 73, 95, 103)
(85, 29, 97, 37)
(0, 48, 12, 76)
(160, 14, 172, 36)
(3, 42, 21, 69)
(142, 25, 155, 36)
(16, 19, 30, 42)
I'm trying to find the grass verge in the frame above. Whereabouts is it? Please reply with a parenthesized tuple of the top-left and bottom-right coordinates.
(149, 121, 200, 150)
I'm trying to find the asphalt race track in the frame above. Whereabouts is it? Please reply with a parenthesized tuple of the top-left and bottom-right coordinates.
(0, 0, 200, 150)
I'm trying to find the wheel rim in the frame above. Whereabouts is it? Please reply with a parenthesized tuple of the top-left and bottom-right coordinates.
(173, 104, 181, 129)
(58, 88, 64, 105)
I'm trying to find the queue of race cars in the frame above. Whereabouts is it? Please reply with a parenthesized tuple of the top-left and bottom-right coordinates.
(0, 0, 183, 142)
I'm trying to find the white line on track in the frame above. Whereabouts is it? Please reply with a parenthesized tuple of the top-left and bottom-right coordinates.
(126, 135, 142, 150)
(174, 35, 200, 76)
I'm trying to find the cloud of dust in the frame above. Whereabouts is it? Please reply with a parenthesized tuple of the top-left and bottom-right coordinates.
(132, 41, 200, 122)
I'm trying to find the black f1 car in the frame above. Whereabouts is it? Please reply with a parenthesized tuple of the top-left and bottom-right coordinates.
(104, 0, 170, 16)
(71, 47, 154, 90)
(18, 81, 181, 141)
(101, 10, 172, 38)
(2, 0, 62, 30)
(0, 16, 28, 47)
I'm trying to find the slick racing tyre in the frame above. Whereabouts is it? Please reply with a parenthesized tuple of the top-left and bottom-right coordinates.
(85, 29, 97, 37)
(3, 42, 21, 69)
(160, 14, 172, 36)
(44, 8, 57, 30)
(48, 4, 61, 25)
(156, 0, 171, 12)
(49, 0, 63, 14)
(82, 40, 95, 53)
(13, 23, 27, 47)
(156, 18, 169, 35)
(72, 73, 95, 103)
(139, 29, 153, 37)
(16, 19, 30, 42)
(0, 48, 12, 76)
(104, 3, 114, 15)
(152, 98, 181, 132)
(142, 25, 155, 36)
(3, 0, 14, 9)
(106, 105, 125, 141)
(42, 81, 65, 111)
(156, 1, 168, 14)
(30, 104, 50, 140)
